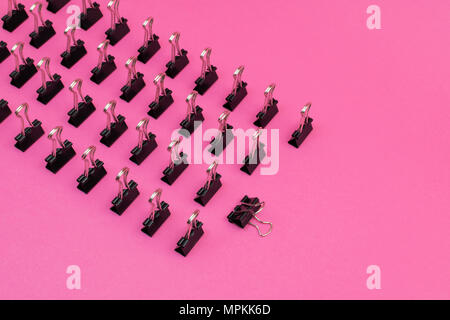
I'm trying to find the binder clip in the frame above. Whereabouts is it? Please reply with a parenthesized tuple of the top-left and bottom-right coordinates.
(147, 72, 173, 119)
(67, 79, 95, 128)
(175, 210, 204, 257)
(46, 0, 70, 13)
(60, 26, 87, 69)
(36, 57, 64, 105)
(289, 103, 313, 148)
(240, 128, 266, 175)
(45, 126, 76, 173)
(137, 17, 160, 64)
(90, 39, 116, 84)
(14, 103, 44, 151)
(208, 111, 234, 156)
(120, 56, 145, 102)
(2, 0, 28, 32)
(110, 167, 139, 215)
(223, 65, 247, 111)
(194, 161, 222, 206)
(100, 100, 127, 147)
(194, 48, 218, 95)
(80, 0, 103, 30)
(161, 136, 188, 185)
(227, 196, 273, 237)
(254, 84, 279, 128)
(0, 41, 11, 63)
(165, 32, 188, 78)
(179, 90, 204, 137)
(141, 188, 171, 237)
(29, 2, 55, 49)
(0, 99, 12, 124)
(105, 0, 129, 46)
(9, 42, 37, 88)
(129, 117, 157, 165)
(77, 145, 107, 194)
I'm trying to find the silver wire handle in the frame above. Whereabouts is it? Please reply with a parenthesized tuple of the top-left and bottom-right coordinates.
(96, 40, 110, 69)
(8, 0, 19, 17)
(15, 103, 33, 135)
(203, 161, 218, 191)
(107, 0, 122, 31)
(11, 42, 26, 72)
(48, 126, 65, 157)
(115, 167, 130, 199)
(240, 201, 272, 237)
(36, 57, 54, 90)
(185, 91, 198, 121)
(185, 210, 200, 240)
(262, 83, 276, 114)
(81, 145, 97, 177)
(30, 2, 45, 34)
(153, 73, 166, 103)
(142, 17, 154, 46)
(231, 65, 245, 95)
(200, 47, 212, 79)
(169, 32, 181, 64)
(82, 0, 95, 15)
(103, 100, 119, 131)
(69, 79, 86, 111)
(136, 118, 150, 149)
(168, 136, 183, 169)
(125, 56, 138, 87)
(250, 128, 263, 160)
(64, 26, 77, 53)
(218, 110, 230, 133)
(148, 188, 162, 221)
(298, 103, 312, 133)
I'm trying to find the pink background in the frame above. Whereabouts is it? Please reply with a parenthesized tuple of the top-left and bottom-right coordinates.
(0, 0, 449, 299)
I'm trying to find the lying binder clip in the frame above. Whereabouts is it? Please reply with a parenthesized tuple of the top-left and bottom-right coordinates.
(68, 79, 95, 127)
(14, 103, 44, 151)
(61, 26, 87, 69)
(0, 41, 10, 63)
(175, 210, 204, 257)
(110, 167, 139, 215)
(194, 48, 218, 95)
(29, 2, 55, 49)
(141, 188, 171, 237)
(77, 145, 107, 194)
(208, 111, 234, 156)
(227, 196, 273, 237)
(179, 90, 204, 137)
(36, 57, 64, 105)
(46, 0, 70, 13)
(129, 117, 157, 165)
(165, 32, 188, 78)
(10, 42, 37, 88)
(100, 100, 127, 147)
(137, 17, 160, 64)
(161, 136, 188, 185)
(194, 161, 222, 206)
(240, 128, 266, 175)
(289, 103, 313, 148)
(120, 56, 145, 102)
(223, 65, 247, 111)
(45, 126, 76, 173)
(80, 0, 103, 30)
(0, 99, 12, 124)
(148, 72, 173, 119)
(90, 39, 116, 84)
(2, 0, 28, 32)
(105, 0, 129, 46)
(254, 83, 279, 128)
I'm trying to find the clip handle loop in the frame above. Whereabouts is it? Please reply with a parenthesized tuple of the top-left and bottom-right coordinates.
(299, 103, 312, 133)
(186, 91, 198, 120)
(148, 188, 162, 220)
(153, 73, 166, 103)
(48, 126, 65, 157)
(232, 65, 245, 94)
(30, 2, 45, 34)
(125, 56, 137, 87)
(185, 210, 200, 239)
(107, 0, 121, 30)
(204, 161, 218, 190)
(250, 128, 263, 159)
(142, 17, 154, 46)
(11, 42, 26, 72)
(115, 167, 130, 199)
(263, 83, 276, 113)
(15, 103, 33, 135)
(168, 136, 183, 169)
(200, 48, 212, 78)
(64, 26, 77, 53)
(82, 0, 94, 14)
(8, 0, 19, 18)
(240, 201, 272, 237)
(36, 57, 54, 90)
(169, 32, 181, 63)
(96, 40, 110, 69)
(104, 100, 118, 131)
(136, 118, 150, 149)
(82, 145, 97, 176)
(69, 79, 85, 111)
(218, 111, 230, 132)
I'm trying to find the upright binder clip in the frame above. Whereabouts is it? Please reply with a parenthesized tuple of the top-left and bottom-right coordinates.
(254, 84, 278, 128)
(129, 117, 157, 165)
(110, 167, 139, 215)
(175, 210, 204, 257)
(45, 126, 76, 173)
(36, 57, 64, 105)
(141, 188, 171, 237)
(0, 99, 12, 124)
(105, 0, 129, 46)
(0, 41, 10, 63)
(194, 48, 218, 95)
(61, 26, 87, 69)
(223, 65, 247, 111)
(165, 32, 188, 78)
(46, 0, 70, 13)
(80, 0, 103, 30)
(137, 17, 160, 64)
(120, 56, 145, 102)
(29, 2, 55, 49)
(67, 79, 95, 127)
(2, 0, 28, 32)
(289, 103, 313, 148)
(240, 128, 266, 175)
(77, 145, 107, 194)
(179, 91, 204, 137)
(100, 100, 127, 147)
(147, 72, 173, 119)
(90, 39, 116, 84)
(14, 103, 44, 151)
(194, 161, 222, 206)
(208, 111, 234, 156)
(9, 42, 37, 88)
(161, 136, 188, 185)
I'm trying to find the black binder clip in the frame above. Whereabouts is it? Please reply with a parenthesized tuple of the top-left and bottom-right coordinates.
(14, 103, 44, 151)
(120, 56, 145, 102)
(0, 99, 12, 124)
(194, 48, 218, 95)
(110, 167, 139, 215)
(175, 210, 204, 257)
(77, 145, 107, 194)
(289, 103, 313, 148)
(161, 136, 188, 185)
(45, 126, 76, 173)
(29, 2, 55, 49)
(254, 84, 278, 128)
(80, 0, 103, 31)
(141, 188, 171, 237)
(208, 111, 234, 156)
(36, 57, 64, 105)
(194, 161, 222, 206)
(0, 41, 11, 63)
(46, 0, 70, 13)
(61, 26, 87, 69)
(129, 117, 157, 165)
(240, 128, 266, 175)
(105, 0, 129, 46)
(100, 100, 127, 147)
(223, 65, 247, 111)
(179, 90, 204, 137)
(148, 72, 173, 119)
(165, 32, 188, 78)
(90, 39, 116, 84)
(67, 79, 95, 127)
(2, 0, 28, 32)
(137, 17, 160, 64)
(227, 196, 273, 237)
(9, 42, 37, 88)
